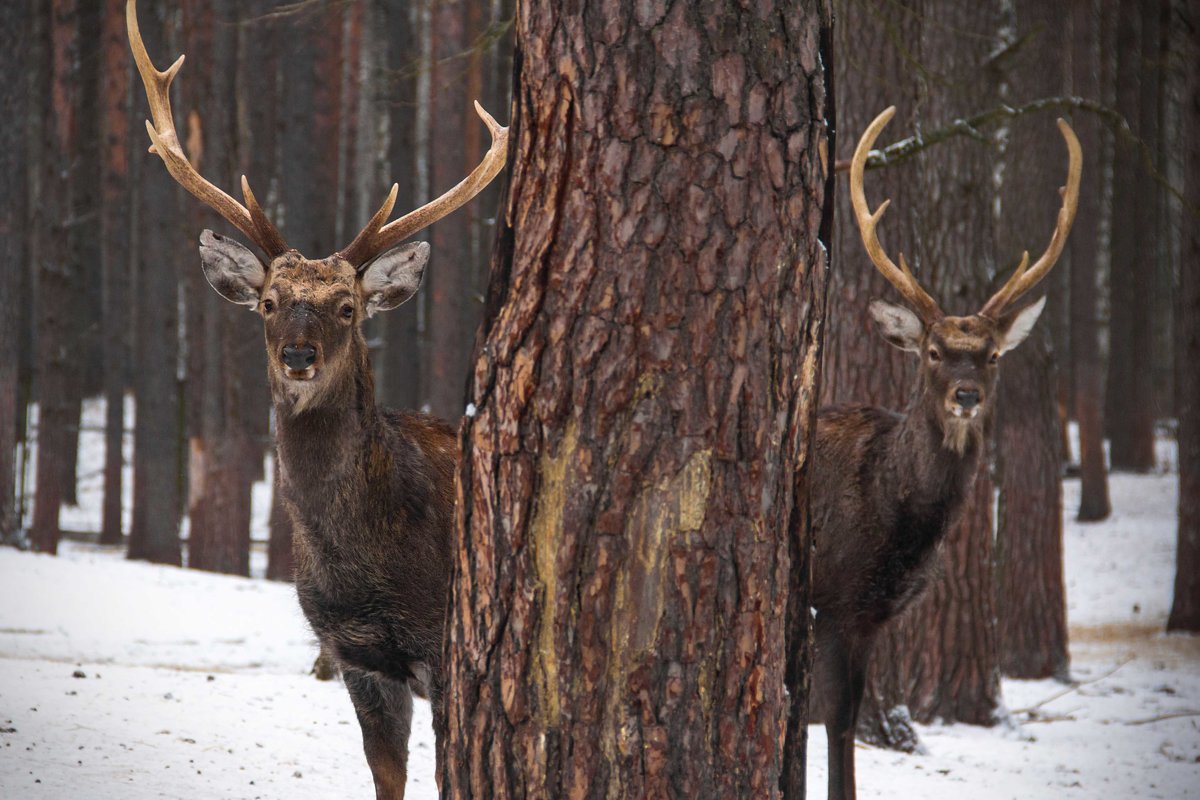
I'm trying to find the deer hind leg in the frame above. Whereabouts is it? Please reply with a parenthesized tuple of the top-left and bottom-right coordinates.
(344, 668, 413, 800)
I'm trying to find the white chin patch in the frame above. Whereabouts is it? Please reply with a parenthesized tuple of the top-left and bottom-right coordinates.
(284, 366, 316, 382)
(948, 405, 980, 420)
(942, 416, 975, 454)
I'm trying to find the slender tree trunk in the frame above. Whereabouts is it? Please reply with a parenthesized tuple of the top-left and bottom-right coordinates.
(30, 0, 80, 555)
(440, 2, 832, 796)
(992, 0, 1070, 681)
(127, 0, 182, 566)
(375, 0, 423, 411)
(1106, 0, 1157, 472)
(0, 2, 32, 543)
(1069, 0, 1112, 522)
(181, 0, 259, 576)
(265, 462, 294, 581)
(858, 0, 1003, 733)
(1167, 0, 1200, 633)
(280, 1, 342, 257)
(424, 0, 473, 420)
(240, 0, 281, 559)
(99, 0, 132, 545)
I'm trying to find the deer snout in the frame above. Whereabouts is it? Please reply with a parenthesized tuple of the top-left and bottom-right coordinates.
(282, 344, 317, 371)
(954, 387, 981, 410)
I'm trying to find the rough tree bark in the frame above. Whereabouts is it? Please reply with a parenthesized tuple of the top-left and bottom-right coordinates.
(0, 2, 31, 542)
(30, 0, 80, 555)
(127, 0, 182, 566)
(99, 0, 132, 546)
(1069, 0, 1111, 522)
(993, 0, 1070, 681)
(857, 0, 1002, 734)
(1106, 0, 1157, 472)
(1167, 0, 1199, 633)
(440, 1, 833, 796)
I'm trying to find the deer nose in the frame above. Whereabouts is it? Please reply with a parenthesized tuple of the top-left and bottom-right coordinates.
(955, 388, 981, 409)
(281, 344, 316, 370)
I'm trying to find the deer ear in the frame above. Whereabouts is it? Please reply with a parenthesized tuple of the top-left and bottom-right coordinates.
(869, 300, 924, 352)
(997, 296, 1046, 353)
(199, 230, 265, 308)
(359, 241, 430, 318)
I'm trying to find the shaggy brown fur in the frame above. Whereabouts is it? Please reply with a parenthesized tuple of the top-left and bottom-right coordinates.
(807, 302, 1043, 800)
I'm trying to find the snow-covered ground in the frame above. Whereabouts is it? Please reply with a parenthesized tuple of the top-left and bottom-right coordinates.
(2, 404, 1198, 798)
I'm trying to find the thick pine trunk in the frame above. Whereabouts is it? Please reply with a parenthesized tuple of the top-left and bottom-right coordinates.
(992, 0, 1070, 681)
(0, 2, 31, 542)
(127, 0, 182, 566)
(1106, 0, 1157, 472)
(440, 2, 832, 796)
(1069, 0, 1111, 522)
(1167, 0, 1200, 633)
(995, 332, 1069, 679)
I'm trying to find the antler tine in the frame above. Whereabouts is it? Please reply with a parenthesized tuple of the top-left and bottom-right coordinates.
(339, 101, 509, 267)
(849, 107, 942, 321)
(979, 118, 1082, 319)
(339, 184, 399, 270)
(127, 0, 287, 258)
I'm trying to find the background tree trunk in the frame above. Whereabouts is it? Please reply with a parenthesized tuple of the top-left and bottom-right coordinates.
(0, 1, 32, 543)
(182, 0, 258, 576)
(30, 0, 81, 555)
(1069, 0, 1111, 522)
(1167, 0, 1199, 633)
(374, 0, 424, 411)
(992, 0, 1070, 682)
(127, 0, 183, 566)
(1106, 0, 1157, 472)
(99, 0, 132, 546)
(440, 1, 832, 796)
(424, 0, 476, 420)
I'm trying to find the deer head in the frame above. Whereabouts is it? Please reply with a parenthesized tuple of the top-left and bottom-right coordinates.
(127, 0, 508, 412)
(849, 106, 1081, 451)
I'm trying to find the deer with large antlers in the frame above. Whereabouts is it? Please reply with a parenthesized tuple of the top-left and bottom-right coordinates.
(807, 106, 1080, 800)
(126, 2, 508, 796)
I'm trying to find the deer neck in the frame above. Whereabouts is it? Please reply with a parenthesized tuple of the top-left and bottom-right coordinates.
(891, 379, 983, 510)
(271, 334, 379, 499)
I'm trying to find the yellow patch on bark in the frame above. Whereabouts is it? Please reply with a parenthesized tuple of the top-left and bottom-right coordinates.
(529, 419, 578, 729)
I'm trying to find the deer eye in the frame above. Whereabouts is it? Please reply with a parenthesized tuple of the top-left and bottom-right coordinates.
(928, 348, 941, 362)
(989, 351, 1000, 365)
(340, 303, 354, 320)
(262, 298, 275, 313)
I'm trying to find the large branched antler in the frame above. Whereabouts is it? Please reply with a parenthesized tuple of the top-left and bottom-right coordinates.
(978, 118, 1082, 319)
(849, 106, 943, 322)
(339, 102, 509, 268)
(127, 0, 287, 258)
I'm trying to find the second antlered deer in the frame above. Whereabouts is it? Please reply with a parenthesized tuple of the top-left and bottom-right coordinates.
(126, 2, 508, 797)
(807, 106, 1080, 800)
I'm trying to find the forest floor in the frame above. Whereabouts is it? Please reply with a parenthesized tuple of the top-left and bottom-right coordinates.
(1, 409, 1198, 798)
